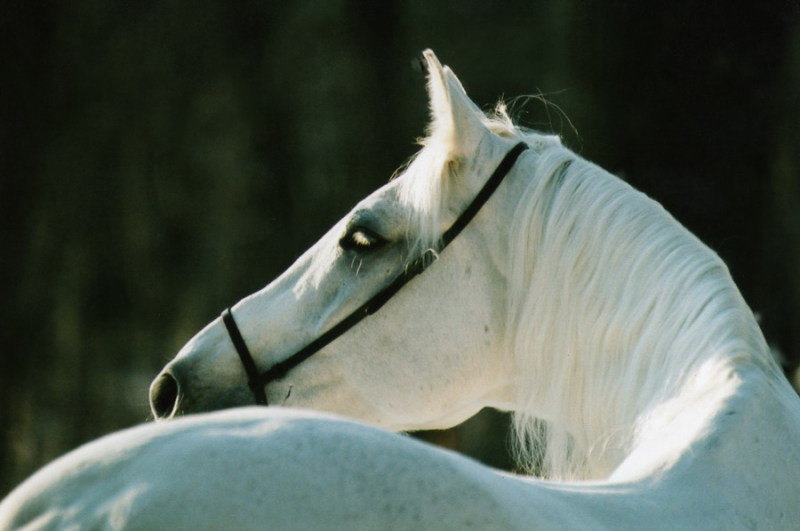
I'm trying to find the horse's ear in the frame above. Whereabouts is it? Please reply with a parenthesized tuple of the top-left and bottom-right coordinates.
(422, 50, 489, 160)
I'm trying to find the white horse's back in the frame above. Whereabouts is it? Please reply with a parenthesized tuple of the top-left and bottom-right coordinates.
(1, 409, 523, 530)
(4, 383, 799, 530)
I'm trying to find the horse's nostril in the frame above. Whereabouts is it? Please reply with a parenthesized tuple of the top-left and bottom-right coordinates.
(150, 372, 179, 419)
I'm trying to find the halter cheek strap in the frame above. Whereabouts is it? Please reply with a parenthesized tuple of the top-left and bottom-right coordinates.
(223, 141, 529, 406)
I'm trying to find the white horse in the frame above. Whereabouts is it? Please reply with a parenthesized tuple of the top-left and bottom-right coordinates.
(2, 50, 799, 529)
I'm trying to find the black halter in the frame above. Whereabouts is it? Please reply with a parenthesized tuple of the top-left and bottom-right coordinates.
(222, 142, 529, 405)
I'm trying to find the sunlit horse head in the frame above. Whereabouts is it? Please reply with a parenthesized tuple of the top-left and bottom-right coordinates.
(150, 50, 543, 431)
(149, 50, 794, 481)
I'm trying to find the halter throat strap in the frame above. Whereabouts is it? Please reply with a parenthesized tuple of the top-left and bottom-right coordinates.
(223, 141, 529, 406)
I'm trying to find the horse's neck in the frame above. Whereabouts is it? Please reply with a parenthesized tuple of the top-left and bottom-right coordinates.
(507, 147, 785, 479)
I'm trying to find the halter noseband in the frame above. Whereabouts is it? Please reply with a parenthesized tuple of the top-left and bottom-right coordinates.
(222, 141, 529, 405)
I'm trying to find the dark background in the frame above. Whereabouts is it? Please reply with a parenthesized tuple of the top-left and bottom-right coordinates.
(2, 1, 799, 496)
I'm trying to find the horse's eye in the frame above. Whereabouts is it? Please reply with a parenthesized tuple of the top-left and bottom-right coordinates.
(339, 226, 387, 252)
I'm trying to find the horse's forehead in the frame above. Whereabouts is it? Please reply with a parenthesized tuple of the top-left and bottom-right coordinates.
(352, 179, 405, 218)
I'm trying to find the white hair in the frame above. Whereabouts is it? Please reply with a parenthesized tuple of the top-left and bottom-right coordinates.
(395, 104, 559, 259)
(396, 103, 779, 480)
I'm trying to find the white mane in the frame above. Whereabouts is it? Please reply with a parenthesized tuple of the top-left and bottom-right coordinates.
(396, 104, 781, 480)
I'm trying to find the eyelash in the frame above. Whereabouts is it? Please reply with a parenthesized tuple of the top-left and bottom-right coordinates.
(339, 226, 388, 252)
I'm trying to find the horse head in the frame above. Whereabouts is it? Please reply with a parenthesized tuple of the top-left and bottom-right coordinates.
(149, 51, 537, 431)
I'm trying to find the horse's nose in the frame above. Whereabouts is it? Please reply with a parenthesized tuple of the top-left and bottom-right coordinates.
(149, 370, 181, 419)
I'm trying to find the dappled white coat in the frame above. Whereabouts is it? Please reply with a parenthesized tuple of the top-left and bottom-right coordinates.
(2, 51, 799, 529)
